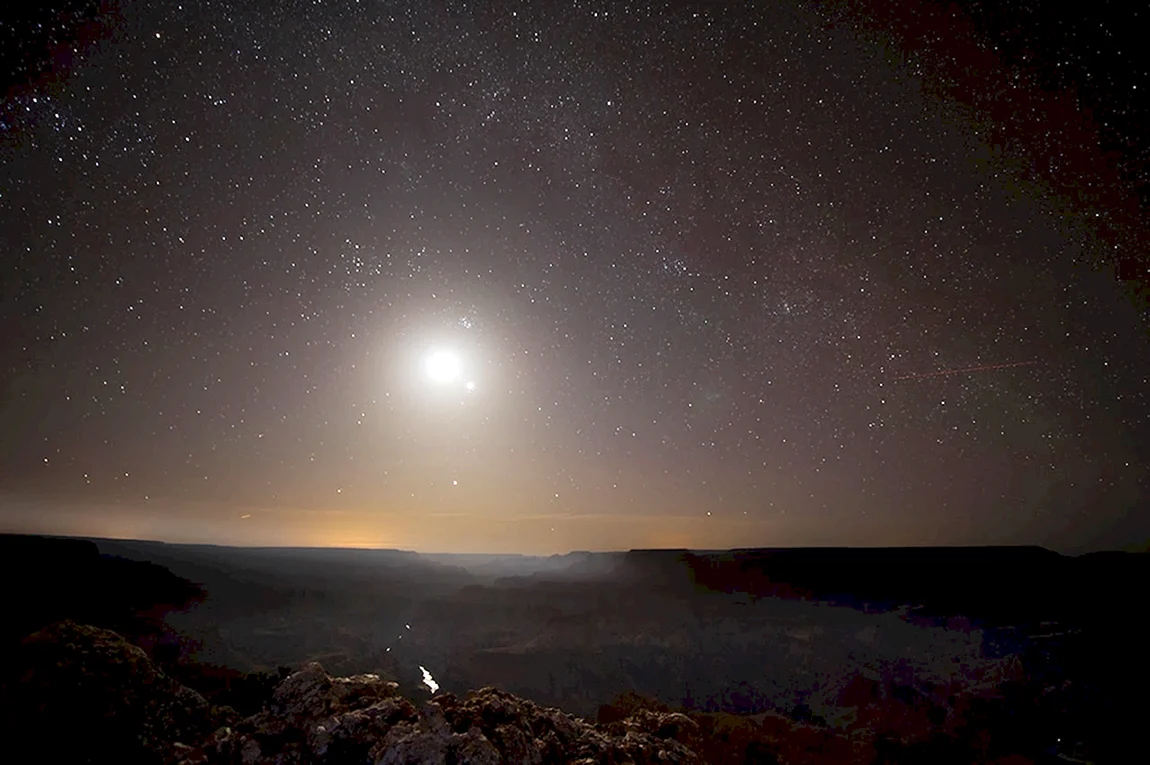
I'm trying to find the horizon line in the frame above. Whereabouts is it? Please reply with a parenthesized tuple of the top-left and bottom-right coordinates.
(4, 530, 1136, 557)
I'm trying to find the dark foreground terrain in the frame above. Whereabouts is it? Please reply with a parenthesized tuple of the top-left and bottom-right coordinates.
(2, 533, 1145, 763)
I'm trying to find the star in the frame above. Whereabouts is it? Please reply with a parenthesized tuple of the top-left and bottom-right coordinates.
(423, 349, 463, 384)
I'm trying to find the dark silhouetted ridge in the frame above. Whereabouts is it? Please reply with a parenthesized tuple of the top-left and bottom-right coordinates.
(0, 533, 205, 655)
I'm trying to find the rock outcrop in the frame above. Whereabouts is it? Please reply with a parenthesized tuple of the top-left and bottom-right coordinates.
(185, 662, 702, 764)
(0, 620, 235, 764)
(0, 621, 705, 764)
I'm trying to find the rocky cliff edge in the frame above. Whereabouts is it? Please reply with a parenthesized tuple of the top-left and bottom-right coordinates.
(0, 621, 705, 765)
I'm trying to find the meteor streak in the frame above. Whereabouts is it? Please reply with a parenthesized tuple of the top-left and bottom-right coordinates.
(890, 359, 1037, 381)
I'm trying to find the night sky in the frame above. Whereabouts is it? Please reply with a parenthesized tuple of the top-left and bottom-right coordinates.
(2, 0, 1149, 553)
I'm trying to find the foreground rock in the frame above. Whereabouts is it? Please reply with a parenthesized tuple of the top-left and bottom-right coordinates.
(0, 621, 702, 764)
(184, 662, 701, 764)
(0, 620, 235, 764)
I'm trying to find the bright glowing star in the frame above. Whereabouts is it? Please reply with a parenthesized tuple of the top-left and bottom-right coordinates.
(465, 380, 476, 391)
(424, 349, 462, 383)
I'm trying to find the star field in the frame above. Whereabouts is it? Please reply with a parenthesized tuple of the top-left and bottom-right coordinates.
(2, 0, 1148, 553)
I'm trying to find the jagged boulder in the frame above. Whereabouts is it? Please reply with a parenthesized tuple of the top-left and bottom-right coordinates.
(184, 665, 701, 764)
(177, 668, 702, 764)
(0, 620, 233, 764)
(200, 661, 416, 764)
